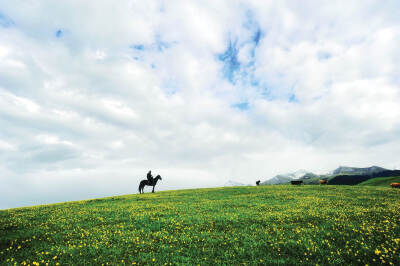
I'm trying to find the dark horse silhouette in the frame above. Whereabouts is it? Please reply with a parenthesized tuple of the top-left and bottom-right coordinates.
(138, 175, 162, 194)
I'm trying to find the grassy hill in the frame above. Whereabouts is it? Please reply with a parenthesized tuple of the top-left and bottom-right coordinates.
(1, 186, 399, 265)
(328, 170, 400, 185)
(358, 176, 400, 187)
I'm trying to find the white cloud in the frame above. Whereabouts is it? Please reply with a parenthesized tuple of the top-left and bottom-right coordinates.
(1, 0, 400, 208)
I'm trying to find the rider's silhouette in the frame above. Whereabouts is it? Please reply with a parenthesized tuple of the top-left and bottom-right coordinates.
(147, 170, 154, 184)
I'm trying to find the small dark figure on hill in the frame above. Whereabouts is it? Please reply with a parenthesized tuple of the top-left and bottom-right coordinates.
(256, 180, 260, 186)
(139, 174, 162, 194)
(291, 180, 303, 185)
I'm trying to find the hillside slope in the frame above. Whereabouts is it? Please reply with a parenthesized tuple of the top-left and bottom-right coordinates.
(358, 176, 400, 187)
(1, 186, 399, 265)
(329, 170, 400, 185)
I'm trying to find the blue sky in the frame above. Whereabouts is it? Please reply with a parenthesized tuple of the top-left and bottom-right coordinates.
(1, 1, 400, 208)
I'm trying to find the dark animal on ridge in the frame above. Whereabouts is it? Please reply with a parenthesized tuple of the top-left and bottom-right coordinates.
(139, 175, 162, 194)
(291, 180, 303, 185)
(256, 180, 260, 186)
(391, 182, 400, 188)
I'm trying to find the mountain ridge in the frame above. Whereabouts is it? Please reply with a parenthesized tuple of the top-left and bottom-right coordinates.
(260, 169, 317, 185)
(261, 165, 390, 185)
(332, 165, 387, 175)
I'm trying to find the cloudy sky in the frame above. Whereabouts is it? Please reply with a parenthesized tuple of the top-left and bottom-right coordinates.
(1, 1, 400, 209)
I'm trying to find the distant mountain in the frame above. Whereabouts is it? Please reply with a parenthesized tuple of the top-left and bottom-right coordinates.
(260, 175, 292, 185)
(259, 165, 393, 186)
(261, 170, 317, 185)
(331, 166, 387, 176)
(223, 180, 250, 187)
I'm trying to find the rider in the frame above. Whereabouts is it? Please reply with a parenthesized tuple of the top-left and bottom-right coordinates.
(147, 170, 154, 184)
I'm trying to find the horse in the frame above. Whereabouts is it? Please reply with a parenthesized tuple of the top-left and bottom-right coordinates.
(291, 180, 303, 185)
(138, 175, 162, 194)
(256, 180, 261, 186)
(391, 182, 400, 188)
(319, 179, 328, 185)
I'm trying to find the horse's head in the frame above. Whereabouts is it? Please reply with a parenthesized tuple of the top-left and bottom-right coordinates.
(155, 175, 162, 180)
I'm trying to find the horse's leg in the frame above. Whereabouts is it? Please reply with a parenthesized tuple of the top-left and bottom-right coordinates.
(152, 186, 155, 193)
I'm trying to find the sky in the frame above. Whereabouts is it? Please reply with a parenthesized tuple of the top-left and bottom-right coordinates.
(1, 1, 400, 209)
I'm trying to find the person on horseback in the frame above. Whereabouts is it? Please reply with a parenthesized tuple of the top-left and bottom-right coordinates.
(139, 174, 162, 194)
(147, 170, 154, 185)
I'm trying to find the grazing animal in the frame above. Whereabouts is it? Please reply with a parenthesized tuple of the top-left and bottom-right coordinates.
(391, 182, 400, 188)
(319, 179, 328, 185)
(139, 175, 162, 194)
(291, 180, 303, 185)
(256, 180, 261, 186)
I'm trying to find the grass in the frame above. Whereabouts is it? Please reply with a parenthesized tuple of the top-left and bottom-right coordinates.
(358, 176, 400, 187)
(1, 185, 399, 265)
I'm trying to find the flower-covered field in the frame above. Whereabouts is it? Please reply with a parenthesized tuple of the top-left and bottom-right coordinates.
(1, 185, 399, 265)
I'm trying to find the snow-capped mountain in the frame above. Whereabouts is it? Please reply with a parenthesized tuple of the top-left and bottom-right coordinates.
(331, 166, 387, 175)
(257, 165, 392, 186)
(260, 170, 317, 185)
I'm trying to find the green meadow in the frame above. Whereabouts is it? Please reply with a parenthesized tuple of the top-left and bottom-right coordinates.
(1, 185, 399, 265)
